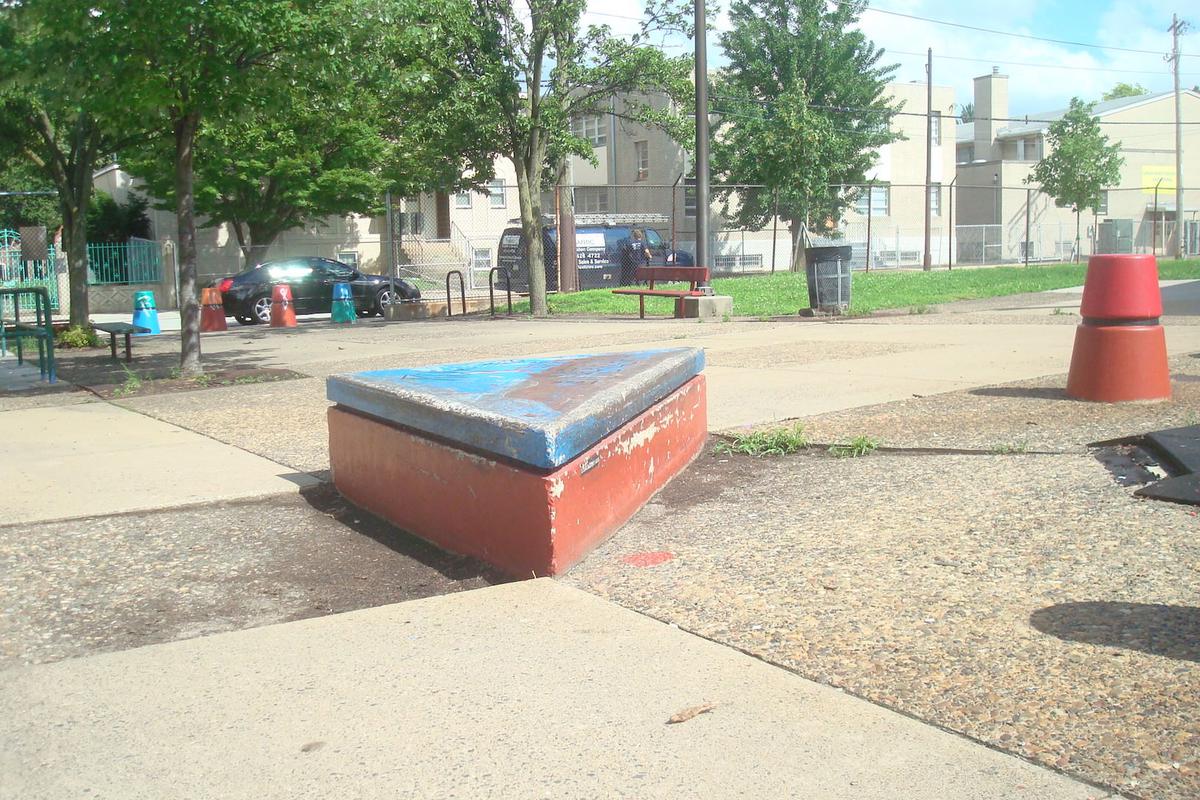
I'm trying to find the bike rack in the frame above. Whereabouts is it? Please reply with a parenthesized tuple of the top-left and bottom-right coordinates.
(445, 270, 466, 317)
(488, 267, 513, 316)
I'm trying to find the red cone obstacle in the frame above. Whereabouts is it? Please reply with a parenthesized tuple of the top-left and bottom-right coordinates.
(1066, 254, 1170, 402)
(269, 284, 297, 328)
(200, 287, 227, 332)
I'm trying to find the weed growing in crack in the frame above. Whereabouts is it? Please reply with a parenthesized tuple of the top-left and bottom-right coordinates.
(713, 423, 809, 456)
(828, 435, 879, 458)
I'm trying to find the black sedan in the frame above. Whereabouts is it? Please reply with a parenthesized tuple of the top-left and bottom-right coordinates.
(215, 257, 421, 325)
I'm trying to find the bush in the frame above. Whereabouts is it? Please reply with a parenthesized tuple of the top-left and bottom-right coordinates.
(55, 325, 101, 349)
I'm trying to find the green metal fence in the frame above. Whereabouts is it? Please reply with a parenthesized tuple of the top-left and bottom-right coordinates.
(0, 229, 60, 312)
(87, 237, 162, 284)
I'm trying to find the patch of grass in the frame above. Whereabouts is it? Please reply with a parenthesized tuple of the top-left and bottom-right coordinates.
(1051, 307, 1070, 316)
(230, 374, 272, 385)
(191, 373, 214, 387)
(909, 304, 932, 315)
(54, 325, 100, 348)
(505, 259, 1200, 318)
(112, 365, 143, 397)
(990, 441, 1030, 454)
(828, 435, 879, 458)
(713, 422, 810, 457)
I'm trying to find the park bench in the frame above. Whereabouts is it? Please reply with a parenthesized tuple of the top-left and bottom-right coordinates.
(611, 266, 710, 319)
(92, 321, 150, 363)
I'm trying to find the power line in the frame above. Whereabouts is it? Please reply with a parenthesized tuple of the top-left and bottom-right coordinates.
(885, 47, 1200, 78)
(714, 95, 1200, 126)
(863, 6, 1198, 58)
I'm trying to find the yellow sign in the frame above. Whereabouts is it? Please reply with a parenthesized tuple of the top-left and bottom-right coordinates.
(1142, 165, 1176, 194)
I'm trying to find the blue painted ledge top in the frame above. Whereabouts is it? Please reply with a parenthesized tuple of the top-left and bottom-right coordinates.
(327, 347, 705, 470)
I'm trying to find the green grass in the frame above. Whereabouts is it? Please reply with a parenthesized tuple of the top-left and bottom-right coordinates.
(713, 422, 810, 456)
(828, 435, 880, 458)
(508, 259, 1200, 318)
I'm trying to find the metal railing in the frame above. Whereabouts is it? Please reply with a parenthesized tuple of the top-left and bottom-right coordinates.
(87, 237, 163, 285)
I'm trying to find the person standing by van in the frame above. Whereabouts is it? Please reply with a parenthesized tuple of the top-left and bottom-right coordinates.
(620, 228, 652, 284)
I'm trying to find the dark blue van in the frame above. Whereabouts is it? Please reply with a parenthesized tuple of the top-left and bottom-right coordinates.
(497, 216, 681, 292)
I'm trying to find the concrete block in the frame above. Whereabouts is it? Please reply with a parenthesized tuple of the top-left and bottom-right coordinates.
(329, 376, 707, 576)
(682, 294, 733, 319)
(327, 348, 705, 469)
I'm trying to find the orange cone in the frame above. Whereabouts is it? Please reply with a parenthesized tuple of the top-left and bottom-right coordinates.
(269, 284, 297, 328)
(1066, 254, 1170, 402)
(200, 287, 227, 332)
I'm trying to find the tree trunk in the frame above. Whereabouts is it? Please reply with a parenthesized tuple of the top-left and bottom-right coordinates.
(1080, 209, 1089, 262)
(514, 158, 547, 316)
(788, 221, 806, 273)
(237, 220, 276, 268)
(174, 110, 203, 376)
(61, 200, 90, 327)
(556, 162, 578, 293)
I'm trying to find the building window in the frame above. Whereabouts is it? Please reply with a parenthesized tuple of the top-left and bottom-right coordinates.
(854, 185, 889, 216)
(570, 114, 607, 147)
(930, 111, 941, 146)
(455, 192, 472, 209)
(488, 180, 506, 209)
(958, 144, 974, 164)
(575, 187, 609, 214)
(472, 248, 491, 271)
(337, 250, 359, 268)
(930, 183, 941, 216)
(1097, 190, 1108, 215)
(634, 141, 649, 181)
(684, 177, 697, 218)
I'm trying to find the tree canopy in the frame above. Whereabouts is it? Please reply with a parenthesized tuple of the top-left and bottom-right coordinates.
(120, 0, 502, 266)
(1028, 97, 1123, 259)
(712, 0, 900, 258)
(1102, 82, 1148, 101)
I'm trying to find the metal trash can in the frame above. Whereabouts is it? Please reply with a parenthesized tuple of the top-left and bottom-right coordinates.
(805, 245, 853, 313)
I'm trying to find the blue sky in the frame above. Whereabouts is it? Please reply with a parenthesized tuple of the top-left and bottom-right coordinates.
(585, 0, 1195, 116)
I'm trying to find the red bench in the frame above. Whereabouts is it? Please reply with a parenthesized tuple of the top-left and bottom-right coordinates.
(611, 266, 710, 319)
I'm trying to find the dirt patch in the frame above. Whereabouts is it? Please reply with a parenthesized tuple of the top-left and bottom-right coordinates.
(86, 366, 306, 399)
(0, 484, 507, 668)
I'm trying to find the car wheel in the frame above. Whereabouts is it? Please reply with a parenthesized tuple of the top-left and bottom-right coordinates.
(375, 287, 399, 314)
(252, 294, 273, 324)
(234, 313, 258, 326)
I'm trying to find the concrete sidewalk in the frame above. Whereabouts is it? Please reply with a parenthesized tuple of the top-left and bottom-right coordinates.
(0, 402, 317, 525)
(0, 579, 1109, 800)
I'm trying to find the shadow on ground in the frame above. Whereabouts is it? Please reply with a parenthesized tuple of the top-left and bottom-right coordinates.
(300, 483, 510, 584)
(1030, 601, 1200, 663)
(968, 386, 1067, 400)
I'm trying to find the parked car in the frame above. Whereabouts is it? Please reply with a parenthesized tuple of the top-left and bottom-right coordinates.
(214, 257, 420, 325)
(497, 217, 686, 292)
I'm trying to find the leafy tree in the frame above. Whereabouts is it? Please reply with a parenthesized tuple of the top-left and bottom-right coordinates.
(0, 161, 60, 232)
(93, 0, 338, 375)
(0, 1, 137, 326)
(87, 192, 151, 244)
(713, 0, 900, 267)
(122, 0, 500, 267)
(1027, 98, 1123, 261)
(960, 102, 974, 123)
(469, 0, 692, 315)
(1102, 82, 1148, 101)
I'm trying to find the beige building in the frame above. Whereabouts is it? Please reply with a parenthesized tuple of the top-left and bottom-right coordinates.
(836, 81, 958, 266)
(956, 71, 1200, 263)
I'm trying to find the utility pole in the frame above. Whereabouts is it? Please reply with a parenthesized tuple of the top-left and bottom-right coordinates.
(1168, 14, 1189, 260)
(695, 0, 711, 281)
(923, 48, 933, 271)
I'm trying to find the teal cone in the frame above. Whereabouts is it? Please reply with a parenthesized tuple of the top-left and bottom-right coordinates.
(331, 298, 356, 324)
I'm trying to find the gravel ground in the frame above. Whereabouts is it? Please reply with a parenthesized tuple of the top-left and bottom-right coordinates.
(0, 486, 505, 668)
(567, 408, 1200, 800)
(797, 353, 1200, 452)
